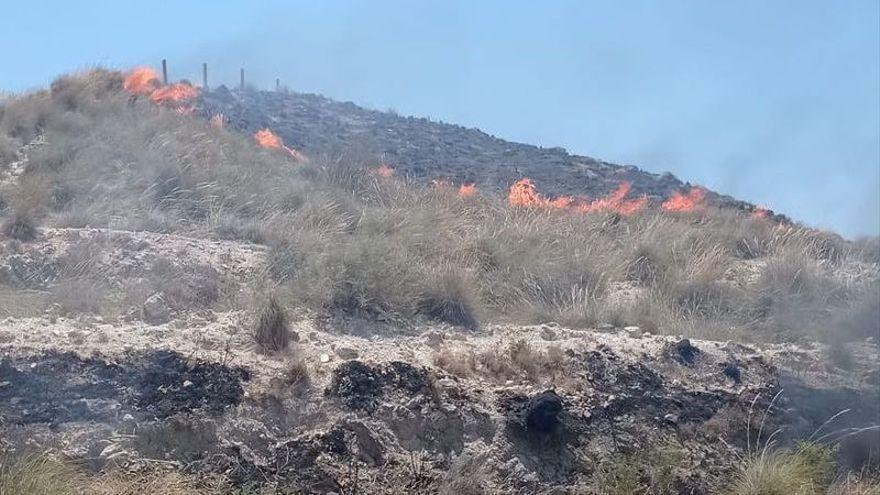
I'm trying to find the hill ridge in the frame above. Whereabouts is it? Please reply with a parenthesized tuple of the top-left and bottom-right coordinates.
(199, 85, 761, 212)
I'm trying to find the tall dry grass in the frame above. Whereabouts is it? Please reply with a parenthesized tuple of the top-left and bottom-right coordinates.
(0, 69, 876, 343)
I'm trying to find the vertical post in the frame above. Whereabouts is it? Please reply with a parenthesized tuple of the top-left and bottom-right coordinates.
(276, 78, 280, 92)
(240, 68, 245, 90)
(202, 63, 208, 89)
(161, 59, 168, 85)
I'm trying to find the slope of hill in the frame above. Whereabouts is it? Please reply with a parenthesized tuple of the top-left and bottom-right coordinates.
(198, 86, 767, 215)
(0, 69, 877, 494)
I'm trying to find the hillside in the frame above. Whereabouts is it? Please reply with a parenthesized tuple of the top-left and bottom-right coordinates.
(0, 69, 877, 494)
(197, 85, 769, 217)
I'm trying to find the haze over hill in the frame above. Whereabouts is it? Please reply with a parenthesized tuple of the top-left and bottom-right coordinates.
(3, 2, 878, 236)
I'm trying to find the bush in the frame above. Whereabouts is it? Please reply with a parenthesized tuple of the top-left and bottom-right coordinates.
(2, 211, 38, 241)
(254, 297, 291, 353)
(417, 266, 482, 329)
(728, 443, 834, 495)
(0, 135, 18, 166)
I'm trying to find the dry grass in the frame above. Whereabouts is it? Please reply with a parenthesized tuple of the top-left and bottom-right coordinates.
(0, 68, 876, 344)
(0, 453, 77, 495)
(433, 339, 571, 387)
(728, 443, 836, 495)
(0, 135, 17, 167)
(437, 452, 491, 495)
(254, 296, 291, 353)
(828, 472, 880, 495)
(0, 452, 234, 495)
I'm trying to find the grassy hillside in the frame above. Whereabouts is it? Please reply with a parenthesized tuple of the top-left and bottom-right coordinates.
(0, 69, 877, 346)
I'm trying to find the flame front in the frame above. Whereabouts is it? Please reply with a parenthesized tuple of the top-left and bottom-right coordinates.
(373, 165, 395, 178)
(123, 67, 160, 95)
(124, 67, 199, 108)
(255, 128, 285, 149)
(509, 178, 545, 207)
(752, 206, 771, 219)
(150, 82, 199, 104)
(254, 128, 308, 162)
(509, 178, 646, 216)
(577, 181, 648, 215)
(661, 187, 707, 212)
(458, 183, 478, 198)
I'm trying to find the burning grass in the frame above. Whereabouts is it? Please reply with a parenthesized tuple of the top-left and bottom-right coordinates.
(0, 69, 876, 345)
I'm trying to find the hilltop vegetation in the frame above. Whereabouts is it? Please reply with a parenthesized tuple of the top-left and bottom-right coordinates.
(0, 69, 876, 346)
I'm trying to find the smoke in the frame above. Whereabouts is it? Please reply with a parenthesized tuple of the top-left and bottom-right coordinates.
(161, 1, 879, 238)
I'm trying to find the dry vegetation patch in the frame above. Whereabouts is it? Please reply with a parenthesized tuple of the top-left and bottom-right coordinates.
(0, 68, 876, 345)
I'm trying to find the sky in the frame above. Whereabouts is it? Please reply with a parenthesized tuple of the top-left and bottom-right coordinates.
(2, 1, 878, 237)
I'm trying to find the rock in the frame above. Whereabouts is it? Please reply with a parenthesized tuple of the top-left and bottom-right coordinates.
(540, 326, 557, 341)
(319, 353, 331, 363)
(663, 413, 679, 424)
(141, 293, 171, 325)
(335, 347, 359, 360)
(624, 326, 641, 334)
(598, 323, 615, 331)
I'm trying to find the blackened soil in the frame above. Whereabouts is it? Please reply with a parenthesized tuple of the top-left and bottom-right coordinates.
(325, 360, 430, 413)
(0, 350, 249, 425)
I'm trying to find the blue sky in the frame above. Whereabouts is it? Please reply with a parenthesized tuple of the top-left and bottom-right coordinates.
(2, 1, 878, 237)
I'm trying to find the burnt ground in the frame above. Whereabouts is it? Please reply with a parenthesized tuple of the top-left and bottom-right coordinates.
(0, 331, 877, 493)
(0, 350, 249, 425)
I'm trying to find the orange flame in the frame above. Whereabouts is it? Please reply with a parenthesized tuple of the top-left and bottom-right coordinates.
(255, 128, 285, 149)
(254, 128, 308, 162)
(509, 178, 546, 207)
(123, 67, 160, 95)
(124, 67, 200, 111)
(458, 183, 478, 198)
(577, 181, 648, 215)
(509, 178, 646, 216)
(372, 164, 395, 178)
(752, 206, 771, 219)
(662, 187, 708, 213)
(150, 82, 199, 104)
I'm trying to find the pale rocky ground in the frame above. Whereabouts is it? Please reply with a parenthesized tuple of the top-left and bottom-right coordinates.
(1, 225, 878, 493)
